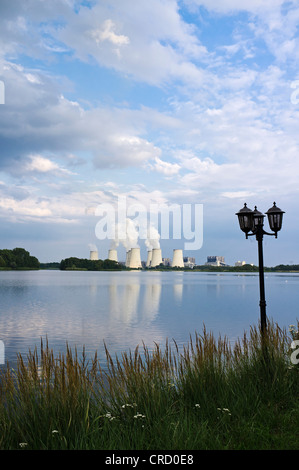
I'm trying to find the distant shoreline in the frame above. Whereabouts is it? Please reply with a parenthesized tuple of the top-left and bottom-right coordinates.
(1, 249, 298, 273)
(0, 265, 298, 273)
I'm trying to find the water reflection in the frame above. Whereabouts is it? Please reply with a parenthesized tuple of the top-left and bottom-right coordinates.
(142, 283, 161, 322)
(173, 283, 183, 302)
(109, 283, 140, 323)
(0, 271, 298, 369)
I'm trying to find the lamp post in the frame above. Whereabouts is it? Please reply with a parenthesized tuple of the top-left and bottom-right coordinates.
(236, 202, 285, 335)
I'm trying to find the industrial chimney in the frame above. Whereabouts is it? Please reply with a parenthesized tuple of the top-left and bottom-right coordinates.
(171, 249, 184, 268)
(151, 248, 162, 267)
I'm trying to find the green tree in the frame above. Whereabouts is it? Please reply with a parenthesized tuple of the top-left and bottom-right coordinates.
(0, 248, 39, 269)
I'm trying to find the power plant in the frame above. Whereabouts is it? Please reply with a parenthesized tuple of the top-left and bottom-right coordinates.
(108, 249, 118, 262)
(89, 247, 190, 269)
(151, 248, 163, 267)
(146, 250, 152, 267)
(125, 250, 131, 267)
(90, 250, 98, 261)
(125, 248, 142, 269)
(171, 249, 184, 268)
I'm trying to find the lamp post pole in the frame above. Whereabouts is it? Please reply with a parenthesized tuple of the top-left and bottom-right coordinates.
(236, 202, 285, 337)
(256, 223, 267, 335)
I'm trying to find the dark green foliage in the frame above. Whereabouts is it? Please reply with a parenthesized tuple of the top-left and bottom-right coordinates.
(59, 257, 124, 271)
(39, 262, 60, 269)
(0, 248, 39, 269)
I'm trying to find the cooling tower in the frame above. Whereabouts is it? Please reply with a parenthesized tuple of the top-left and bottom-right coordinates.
(125, 249, 131, 268)
(146, 250, 152, 267)
(128, 247, 142, 269)
(108, 249, 118, 262)
(90, 250, 98, 261)
(171, 249, 184, 268)
(151, 248, 162, 267)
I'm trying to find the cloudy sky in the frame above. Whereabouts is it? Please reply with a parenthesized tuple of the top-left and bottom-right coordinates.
(0, 0, 298, 265)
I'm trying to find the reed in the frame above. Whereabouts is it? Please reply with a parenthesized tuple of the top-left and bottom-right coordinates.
(0, 321, 298, 450)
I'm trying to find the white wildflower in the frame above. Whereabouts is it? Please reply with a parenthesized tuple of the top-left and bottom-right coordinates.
(19, 442, 28, 448)
(217, 407, 231, 416)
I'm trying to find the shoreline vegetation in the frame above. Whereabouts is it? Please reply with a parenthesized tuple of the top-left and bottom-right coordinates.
(0, 248, 39, 270)
(0, 321, 298, 450)
(1, 248, 299, 272)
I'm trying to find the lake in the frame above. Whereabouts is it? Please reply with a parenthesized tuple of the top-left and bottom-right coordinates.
(0, 270, 298, 368)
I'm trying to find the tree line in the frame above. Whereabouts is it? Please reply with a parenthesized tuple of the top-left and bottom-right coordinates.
(59, 257, 124, 271)
(0, 248, 40, 269)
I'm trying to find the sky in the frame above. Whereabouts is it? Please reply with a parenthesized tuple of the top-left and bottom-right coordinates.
(0, 0, 298, 266)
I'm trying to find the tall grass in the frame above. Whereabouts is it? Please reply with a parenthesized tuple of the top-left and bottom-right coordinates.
(0, 321, 298, 450)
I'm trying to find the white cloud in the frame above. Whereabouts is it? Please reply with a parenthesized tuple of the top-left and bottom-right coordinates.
(93, 135, 161, 168)
(221, 191, 257, 199)
(150, 157, 181, 176)
(0, 60, 162, 172)
(0, 0, 298, 264)
(25, 155, 74, 175)
(57, 0, 209, 86)
(90, 19, 130, 46)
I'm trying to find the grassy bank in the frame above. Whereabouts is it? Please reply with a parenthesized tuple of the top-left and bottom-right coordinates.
(0, 322, 298, 450)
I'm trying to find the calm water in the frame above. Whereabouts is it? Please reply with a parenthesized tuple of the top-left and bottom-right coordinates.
(0, 270, 298, 368)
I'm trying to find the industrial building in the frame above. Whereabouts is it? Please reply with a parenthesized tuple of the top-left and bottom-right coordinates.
(205, 256, 226, 267)
(235, 260, 246, 267)
(162, 257, 171, 267)
(184, 257, 195, 268)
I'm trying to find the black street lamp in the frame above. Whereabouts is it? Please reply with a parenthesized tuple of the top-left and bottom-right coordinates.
(236, 202, 285, 335)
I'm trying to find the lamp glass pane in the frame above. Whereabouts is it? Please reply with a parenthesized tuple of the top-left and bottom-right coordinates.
(266, 203, 284, 233)
(238, 213, 253, 233)
(268, 212, 282, 232)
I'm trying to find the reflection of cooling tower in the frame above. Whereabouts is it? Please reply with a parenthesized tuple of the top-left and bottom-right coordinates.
(108, 249, 118, 262)
(173, 283, 183, 300)
(172, 249, 184, 267)
(151, 248, 162, 267)
(90, 250, 98, 261)
(128, 247, 142, 269)
(125, 250, 131, 267)
(146, 250, 152, 267)
(142, 283, 162, 321)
